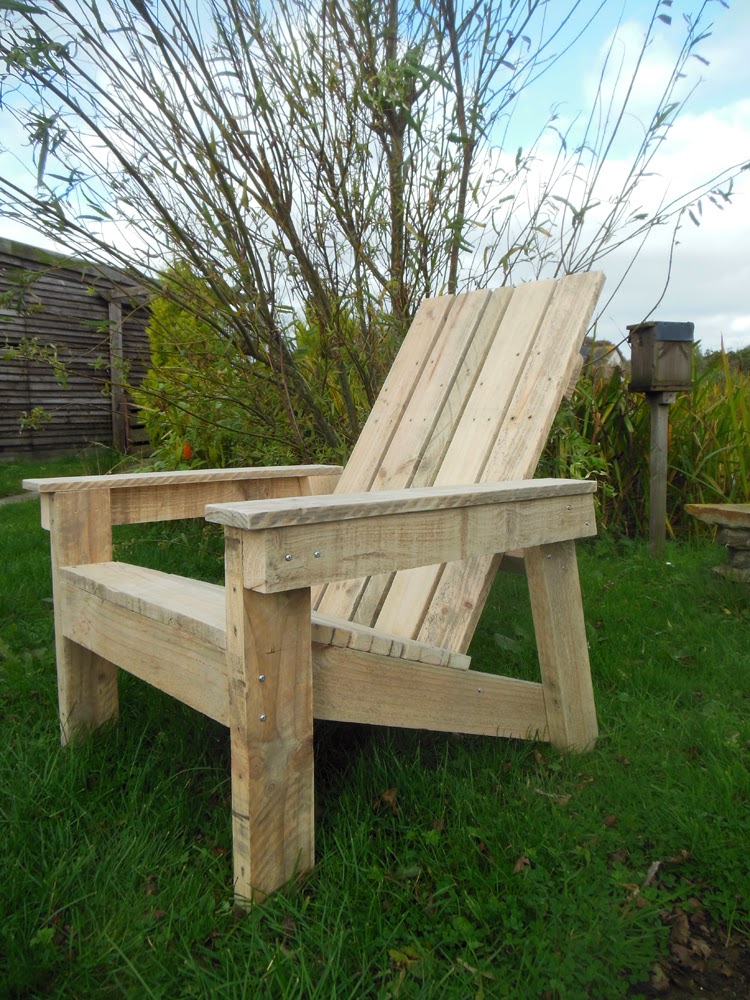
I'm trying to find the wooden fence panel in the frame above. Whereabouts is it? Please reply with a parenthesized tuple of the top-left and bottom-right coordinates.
(0, 240, 150, 458)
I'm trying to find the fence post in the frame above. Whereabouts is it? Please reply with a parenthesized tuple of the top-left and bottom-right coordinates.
(108, 300, 127, 452)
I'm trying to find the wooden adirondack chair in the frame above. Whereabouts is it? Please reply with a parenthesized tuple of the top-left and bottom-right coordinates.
(25, 272, 604, 903)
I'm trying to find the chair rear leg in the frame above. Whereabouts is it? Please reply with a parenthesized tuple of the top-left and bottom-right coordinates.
(525, 540, 598, 752)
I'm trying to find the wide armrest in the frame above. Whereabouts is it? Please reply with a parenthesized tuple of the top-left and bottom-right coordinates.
(27, 465, 343, 528)
(207, 478, 597, 593)
(23, 465, 342, 493)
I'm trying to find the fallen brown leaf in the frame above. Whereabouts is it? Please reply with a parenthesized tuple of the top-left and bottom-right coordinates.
(603, 814, 618, 828)
(513, 855, 531, 874)
(374, 787, 399, 816)
(670, 910, 691, 946)
(650, 963, 671, 994)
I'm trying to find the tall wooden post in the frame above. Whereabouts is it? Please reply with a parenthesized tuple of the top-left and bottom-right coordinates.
(647, 391, 675, 558)
(628, 320, 694, 559)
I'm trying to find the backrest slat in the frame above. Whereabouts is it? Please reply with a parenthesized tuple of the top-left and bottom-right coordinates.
(351, 286, 515, 626)
(373, 278, 558, 637)
(416, 271, 605, 652)
(317, 289, 493, 621)
(316, 272, 604, 652)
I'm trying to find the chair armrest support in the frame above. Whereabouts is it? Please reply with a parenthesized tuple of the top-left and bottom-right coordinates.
(209, 479, 597, 593)
(27, 465, 343, 528)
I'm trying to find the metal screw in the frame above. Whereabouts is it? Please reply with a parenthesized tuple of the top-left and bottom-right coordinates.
(477, 687, 483, 694)
(259, 714, 267, 722)
(314, 550, 321, 558)
(585, 520, 590, 526)
(566, 504, 572, 510)
(284, 553, 293, 562)
(547, 553, 552, 559)
(258, 674, 265, 682)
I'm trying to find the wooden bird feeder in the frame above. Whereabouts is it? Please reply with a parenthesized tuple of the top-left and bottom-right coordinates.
(628, 321, 694, 393)
(627, 320, 695, 558)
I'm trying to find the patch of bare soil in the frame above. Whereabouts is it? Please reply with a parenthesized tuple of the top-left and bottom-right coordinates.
(634, 904, 750, 999)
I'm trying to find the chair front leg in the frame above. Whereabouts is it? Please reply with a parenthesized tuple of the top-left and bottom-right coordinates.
(525, 540, 598, 752)
(45, 490, 119, 744)
(224, 528, 315, 904)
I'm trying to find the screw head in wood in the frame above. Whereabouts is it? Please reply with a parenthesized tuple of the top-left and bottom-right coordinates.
(259, 714, 267, 722)
(258, 674, 265, 682)
(314, 550, 321, 558)
(284, 553, 293, 561)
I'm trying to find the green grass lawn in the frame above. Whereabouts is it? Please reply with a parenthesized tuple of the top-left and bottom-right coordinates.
(1, 473, 748, 998)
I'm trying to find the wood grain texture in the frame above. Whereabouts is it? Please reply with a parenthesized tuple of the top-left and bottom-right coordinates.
(525, 541, 598, 751)
(225, 529, 314, 903)
(59, 578, 228, 724)
(241, 494, 597, 593)
(60, 562, 470, 669)
(349, 288, 515, 626)
(316, 292, 492, 621)
(330, 294, 459, 495)
(374, 279, 557, 636)
(206, 478, 596, 530)
(24, 464, 342, 493)
(418, 271, 605, 652)
(55, 570, 548, 743)
(107, 475, 308, 525)
(312, 645, 548, 740)
(45, 490, 119, 744)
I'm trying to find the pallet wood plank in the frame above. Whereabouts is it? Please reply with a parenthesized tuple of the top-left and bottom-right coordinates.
(418, 271, 605, 652)
(312, 645, 548, 740)
(25, 464, 342, 493)
(317, 291, 490, 621)
(240, 494, 596, 592)
(59, 579, 228, 724)
(225, 529, 314, 902)
(375, 279, 558, 636)
(44, 490, 119, 743)
(60, 562, 470, 669)
(206, 478, 596, 530)
(525, 541, 598, 751)
(353, 286, 515, 626)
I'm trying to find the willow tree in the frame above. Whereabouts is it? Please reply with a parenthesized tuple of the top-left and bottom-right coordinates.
(0, 0, 744, 459)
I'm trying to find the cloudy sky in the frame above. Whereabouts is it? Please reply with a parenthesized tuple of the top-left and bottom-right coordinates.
(2, 0, 748, 354)
(534, 0, 750, 354)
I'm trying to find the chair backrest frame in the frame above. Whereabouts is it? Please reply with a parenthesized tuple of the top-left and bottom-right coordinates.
(316, 272, 605, 652)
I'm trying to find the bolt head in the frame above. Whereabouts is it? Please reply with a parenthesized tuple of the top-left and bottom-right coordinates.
(259, 714, 267, 722)
(313, 550, 321, 558)
(284, 553, 293, 562)
(258, 674, 265, 682)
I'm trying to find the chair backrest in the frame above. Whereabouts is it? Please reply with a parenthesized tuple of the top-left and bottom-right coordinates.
(315, 272, 605, 652)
